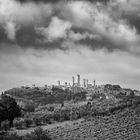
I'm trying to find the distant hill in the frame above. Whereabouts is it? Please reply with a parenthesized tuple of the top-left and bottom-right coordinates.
(4, 87, 60, 106)
(4, 86, 87, 106)
(3, 84, 140, 107)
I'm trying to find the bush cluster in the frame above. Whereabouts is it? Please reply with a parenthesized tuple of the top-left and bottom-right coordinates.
(0, 127, 51, 140)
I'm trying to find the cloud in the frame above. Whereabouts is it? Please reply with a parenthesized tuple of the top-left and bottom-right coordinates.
(110, 0, 140, 14)
(15, 0, 110, 4)
(0, 0, 52, 40)
(0, 0, 140, 54)
(59, 1, 93, 28)
(0, 0, 52, 24)
(15, 0, 60, 3)
(93, 13, 139, 51)
(68, 30, 101, 41)
(35, 16, 100, 43)
(4, 22, 17, 40)
(58, 0, 140, 53)
(36, 16, 72, 42)
(108, 0, 140, 32)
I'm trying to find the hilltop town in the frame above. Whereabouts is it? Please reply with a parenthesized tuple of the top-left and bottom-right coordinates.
(4, 74, 140, 106)
(0, 75, 140, 140)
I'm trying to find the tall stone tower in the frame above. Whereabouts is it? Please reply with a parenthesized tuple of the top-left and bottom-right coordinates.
(58, 81, 60, 86)
(94, 80, 96, 87)
(72, 76, 75, 87)
(83, 79, 86, 88)
(77, 74, 80, 87)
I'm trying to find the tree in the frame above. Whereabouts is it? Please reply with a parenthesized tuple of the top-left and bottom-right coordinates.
(0, 95, 21, 127)
(55, 92, 66, 107)
(112, 85, 121, 91)
(52, 87, 66, 106)
(24, 103, 35, 112)
(74, 96, 81, 104)
(0, 102, 7, 128)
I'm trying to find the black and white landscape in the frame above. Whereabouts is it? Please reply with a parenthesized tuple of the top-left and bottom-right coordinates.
(1, 0, 140, 140)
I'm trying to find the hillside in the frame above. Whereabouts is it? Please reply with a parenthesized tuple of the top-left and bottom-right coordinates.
(1, 84, 140, 140)
(4, 86, 87, 106)
(4, 84, 140, 107)
(10, 102, 140, 140)
(48, 106, 140, 140)
(4, 87, 54, 106)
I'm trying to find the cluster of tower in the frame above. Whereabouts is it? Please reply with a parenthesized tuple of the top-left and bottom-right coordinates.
(57, 74, 96, 88)
(72, 74, 96, 88)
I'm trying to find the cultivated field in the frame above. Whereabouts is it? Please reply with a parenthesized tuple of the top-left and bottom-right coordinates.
(48, 107, 140, 140)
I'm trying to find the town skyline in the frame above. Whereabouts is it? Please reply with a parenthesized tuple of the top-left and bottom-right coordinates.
(0, 0, 140, 92)
(0, 73, 139, 93)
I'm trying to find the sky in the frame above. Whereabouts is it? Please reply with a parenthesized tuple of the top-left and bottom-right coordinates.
(0, 0, 140, 91)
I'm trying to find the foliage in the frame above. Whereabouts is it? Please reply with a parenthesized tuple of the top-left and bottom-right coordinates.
(74, 96, 81, 103)
(0, 128, 51, 140)
(33, 117, 42, 126)
(104, 84, 121, 91)
(24, 103, 35, 112)
(73, 92, 87, 101)
(0, 132, 22, 140)
(0, 95, 21, 127)
(14, 119, 24, 129)
(22, 96, 140, 129)
(24, 118, 33, 128)
(53, 107, 71, 122)
(5, 87, 87, 106)
(25, 127, 51, 140)
(1, 121, 10, 131)
(41, 113, 53, 124)
(2, 86, 140, 131)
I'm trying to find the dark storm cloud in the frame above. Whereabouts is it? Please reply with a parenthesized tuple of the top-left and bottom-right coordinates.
(108, 0, 140, 33)
(0, 25, 64, 50)
(15, 0, 110, 3)
(116, 12, 140, 34)
(15, 0, 60, 3)
(0, 0, 140, 54)
(0, 27, 9, 43)
(126, 15, 140, 33)
(16, 27, 66, 50)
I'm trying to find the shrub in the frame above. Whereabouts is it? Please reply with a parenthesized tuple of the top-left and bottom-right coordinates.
(14, 119, 24, 129)
(42, 113, 53, 124)
(33, 117, 42, 126)
(25, 127, 51, 140)
(53, 109, 61, 122)
(47, 106, 54, 112)
(0, 132, 22, 140)
(24, 118, 33, 128)
(70, 107, 80, 121)
(53, 107, 71, 122)
(24, 103, 35, 112)
(1, 121, 10, 131)
(59, 108, 71, 121)
(80, 105, 90, 117)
